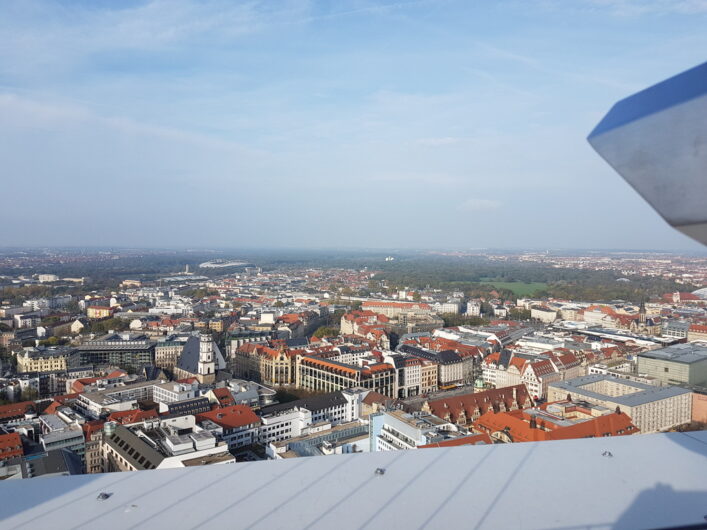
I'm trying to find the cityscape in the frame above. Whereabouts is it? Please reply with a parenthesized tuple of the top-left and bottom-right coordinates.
(0, 248, 705, 478)
(2, 0, 707, 527)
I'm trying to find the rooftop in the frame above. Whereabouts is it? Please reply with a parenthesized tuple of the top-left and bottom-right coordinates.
(0, 431, 705, 528)
(550, 374, 692, 407)
(639, 343, 707, 364)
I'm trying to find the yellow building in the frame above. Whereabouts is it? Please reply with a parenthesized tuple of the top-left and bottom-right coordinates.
(17, 347, 75, 373)
(420, 360, 438, 394)
(87, 306, 114, 319)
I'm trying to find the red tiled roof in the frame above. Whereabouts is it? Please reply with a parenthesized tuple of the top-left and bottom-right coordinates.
(43, 394, 80, 414)
(525, 359, 557, 378)
(362, 301, 432, 310)
(474, 407, 638, 443)
(0, 401, 35, 421)
(426, 385, 532, 425)
(509, 357, 527, 372)
(108, 409, 158, 425)
(212, 387, 236, 407)
(82, 420, 106, 440)
(0, 432, 23, 461)
(196, 405, 260, 429)
(418, 433, 492, 448)
(362, 391, 388, 406)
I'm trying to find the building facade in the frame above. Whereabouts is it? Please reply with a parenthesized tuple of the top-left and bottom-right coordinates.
(548, 375, 692, 433)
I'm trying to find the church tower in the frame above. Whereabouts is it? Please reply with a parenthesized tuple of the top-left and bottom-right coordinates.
(639, 299, 647, 325)
(198, 332, 215, 376)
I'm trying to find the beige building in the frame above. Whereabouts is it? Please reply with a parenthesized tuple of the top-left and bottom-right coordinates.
(687, 325, 707, 343)
(87, 306, 113, 319)
(419, 360, 438, 394)
(360, 301, 432, 318)
(154, 340, 186, 373)
(83, 422, 104, 474)
(295, 356, 397, 397)
(548, 374, 692, 433)
(233, 343, 296, 386)
(530, 306, 557, 323)
(17, 347, 76, 373)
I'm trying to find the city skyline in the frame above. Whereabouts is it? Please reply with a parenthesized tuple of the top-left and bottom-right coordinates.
(1, 0, 706, 250)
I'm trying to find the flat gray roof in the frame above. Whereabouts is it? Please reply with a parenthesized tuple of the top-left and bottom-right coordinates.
(549, 374, 691, 407)
(0, 431, 706, 529)
(639, 343, 707, 364)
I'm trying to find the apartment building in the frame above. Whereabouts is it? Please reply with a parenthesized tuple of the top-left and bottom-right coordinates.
(257, 389, 365, 444)
(384, 354, 423, 398)
(398, 344, 465, 387)
(361, 301, 432, 318)
(86, 306, 114, 319)
(370, 410, 461, 451)
(687, 324, 707, 342)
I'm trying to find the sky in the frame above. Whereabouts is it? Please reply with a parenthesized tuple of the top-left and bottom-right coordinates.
(1, 0, 706, 251)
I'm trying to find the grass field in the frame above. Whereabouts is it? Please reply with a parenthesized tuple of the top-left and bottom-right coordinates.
(477, 281, 548, 297)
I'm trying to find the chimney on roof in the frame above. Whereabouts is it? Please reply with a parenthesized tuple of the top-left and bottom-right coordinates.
(615, 406, 621, 415)
(529, 416, 537, 429)
(567, 393, 572, 403)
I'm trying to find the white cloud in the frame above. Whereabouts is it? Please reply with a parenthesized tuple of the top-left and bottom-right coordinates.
(458, 198, 502, 212)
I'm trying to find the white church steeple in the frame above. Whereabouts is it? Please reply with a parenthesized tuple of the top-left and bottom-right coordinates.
(198, 332, 215, 376)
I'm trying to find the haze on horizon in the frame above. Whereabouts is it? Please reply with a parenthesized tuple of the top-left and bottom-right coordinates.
(1, 0, 706, 251)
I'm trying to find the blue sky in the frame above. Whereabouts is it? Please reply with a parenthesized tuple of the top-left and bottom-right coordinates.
(1, 0, 706, 250)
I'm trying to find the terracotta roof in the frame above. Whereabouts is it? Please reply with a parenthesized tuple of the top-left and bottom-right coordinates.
(484, 352, 501, 366)
(0, 401, 35, 421)
(0, 432, 23, 460)
(43, 393, 80, 414)
(426, 385, 532, 425)
(525, 359, 557, 378)
(362, 391, 388, 406)
(212, 387, 236, 407)
(108, 409, 159, 425)
(302, 357, 359, 376)
(509, 357, 527, 372)
(196, 405, 260, 429)
(474, 407, 638, 443)
(362, 301, 431, 310)
(82, 420, 106, 440)
(418, 433, 492, 448)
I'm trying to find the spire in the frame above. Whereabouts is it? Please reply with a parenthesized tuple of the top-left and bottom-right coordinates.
(639, 299, 646, 324)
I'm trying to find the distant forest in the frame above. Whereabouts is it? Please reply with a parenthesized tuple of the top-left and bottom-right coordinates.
(0, 249, 696, 304)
